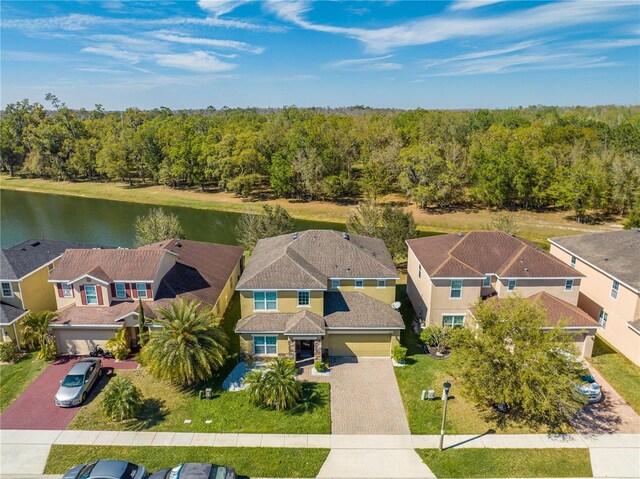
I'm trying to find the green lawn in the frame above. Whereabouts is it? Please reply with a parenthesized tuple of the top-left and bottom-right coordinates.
(0, 352, 48, 412)
(588, 335, 640, 414)
(417, 449, 592, 478)
(69, 293, 331, 433)
(45, 445, 329, 478)
(395, 286, 571, 434)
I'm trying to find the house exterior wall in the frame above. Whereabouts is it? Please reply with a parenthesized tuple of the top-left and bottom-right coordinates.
(550, 244, 640, 365)
(239, 333, 289, 357)
(213, 259, 242, 317)
(494, 277, 581, 305)
(21, 265, 59, 313)
(427, 278, 483, 326)
(240, 290, 324, 317)
(329, 279, 396, 304)
(1, 281, 23, 309)
(406, 247, 432, 324)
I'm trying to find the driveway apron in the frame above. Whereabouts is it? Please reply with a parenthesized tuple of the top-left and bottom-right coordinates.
(328, 357, 410, 435)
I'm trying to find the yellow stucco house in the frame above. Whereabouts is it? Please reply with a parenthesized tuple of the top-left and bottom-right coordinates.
(235, 230, 403, 361)
(0, 239, 97, 347)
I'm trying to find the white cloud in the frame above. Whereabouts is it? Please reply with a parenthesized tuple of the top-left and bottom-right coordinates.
(423, 40, 541, 68)
(82, 44, 141, 63)
(149, 30, 264, 54)
(448, 1, 505, 12)
(153, 51, 237, 72)
(573, 38, 640, 50)
(197, 0, 250, 17)
(328, 55, 403, 71)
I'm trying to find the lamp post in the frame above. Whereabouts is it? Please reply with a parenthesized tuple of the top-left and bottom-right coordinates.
(439, 381, 452, 451)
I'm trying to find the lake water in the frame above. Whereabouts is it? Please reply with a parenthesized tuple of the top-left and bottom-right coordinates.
(0, 188, 345, 248)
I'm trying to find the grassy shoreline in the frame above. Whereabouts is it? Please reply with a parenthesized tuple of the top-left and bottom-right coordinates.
(0, 176, 620, 242)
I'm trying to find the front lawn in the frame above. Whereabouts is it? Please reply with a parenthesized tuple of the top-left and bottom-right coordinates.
(69, 293, 331, 433)
(0, 352, 48, 412)
(45, 445, 329, 478)
(417, 449, 592, 478)
(588, 335, 640, 414)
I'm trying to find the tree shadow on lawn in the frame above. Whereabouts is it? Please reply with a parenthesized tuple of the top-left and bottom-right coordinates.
(126, 398, 168, 431)
(287, 383, 327, 416)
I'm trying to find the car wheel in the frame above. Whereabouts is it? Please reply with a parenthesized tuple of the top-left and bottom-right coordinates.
(81, 392, 87, 404)
(98, 368, 103, 377)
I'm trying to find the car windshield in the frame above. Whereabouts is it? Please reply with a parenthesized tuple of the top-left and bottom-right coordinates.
(62, 374, 85, 387)
(168, 465, 182, 479)
(78, 464, 96, 479)
(209, 467, 228, 479)
(123, 463, 139, 479)
(580, 375, 595, 383)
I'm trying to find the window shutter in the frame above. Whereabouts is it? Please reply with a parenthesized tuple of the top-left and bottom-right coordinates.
(57, 283, 63, 298)
(96, 286, 103, 305)
(131, 283, 137, 299)
(125, 283, 131, 297)
(80, 285, 87, 305)
(111, 284, 116, 297)
(146, 283, 152, 299)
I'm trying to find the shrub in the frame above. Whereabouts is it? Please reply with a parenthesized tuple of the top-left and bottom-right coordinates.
(102, 377, 143, 421)
(314, 360, 328, 372)
(0, 341, 19, 362)
(39, 333, 58, 360)
(420, 326, 451, 354)
(106, 328, 130, 361)
(243, 358, 302, 410)
(392, 345, 407, 363)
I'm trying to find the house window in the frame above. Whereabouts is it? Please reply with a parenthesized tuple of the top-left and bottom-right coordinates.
(418, 264, 422, 278)
(443, 315, 465, 327)
(62, 283, 73, 298)
(508, 280, 517, 291)
(254, 291, 277, 311)
(598, 310, 608, 329)
(565, 279, 574, 291)
(483, 275, 491, 287)
(115, 283, 126, 299)
(1, 282, 13, 298)
(450, 280, 463, 299)
(85, 285, 98, 305)
(611, 280, 620, 300)
(47, 263, 54, 274)
(570, 256, 577, 268)
(377, 279, 386, 288)
(136, 282, 148, 299)
(331, 280, 340, 289)
(355, 279, 364, 288)
(297, 290, 310, 307)
(254, 336, 277, 355)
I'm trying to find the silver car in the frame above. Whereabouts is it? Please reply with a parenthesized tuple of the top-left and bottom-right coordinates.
(55, 358, 102, 407)
(62, 460, 147, 479)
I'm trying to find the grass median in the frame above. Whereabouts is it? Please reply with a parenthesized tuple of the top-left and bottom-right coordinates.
(417, 448, 592, 478)
(45, 445, 330, 478)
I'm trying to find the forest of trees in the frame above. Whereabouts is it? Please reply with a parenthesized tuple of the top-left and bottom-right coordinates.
(1, 96, 639, 223)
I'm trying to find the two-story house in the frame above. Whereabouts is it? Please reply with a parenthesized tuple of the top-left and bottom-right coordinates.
(48, 239, 244, 355)
(234, 230, 403, 361)
(549, 230, 640, 365)
(0, 239, 99, 347)
(407, 231, 599, 357)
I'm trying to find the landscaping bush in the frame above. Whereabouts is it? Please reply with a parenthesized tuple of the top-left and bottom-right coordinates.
(0, 341, 19, 363)
(106, 328, 130, 361)
(392, 345, 407, 363)
(243, 358, 302, 410)
(420, 326, 451, 354)
(314, 361, 328, 372)
(39, 333, 58, 360)
(102, 377, 143, 421)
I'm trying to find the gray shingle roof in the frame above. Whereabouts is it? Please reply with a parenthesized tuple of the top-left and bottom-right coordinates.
(550, 230, 640, 291)
(0, 302, 27, 325)
(324, 292, 404, 329)
(236, 310, 326, 335)
(237, 230, 398, 290)
(1, 239, 104, 280)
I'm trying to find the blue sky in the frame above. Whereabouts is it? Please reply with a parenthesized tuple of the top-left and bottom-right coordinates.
(2, 0, 639, 110)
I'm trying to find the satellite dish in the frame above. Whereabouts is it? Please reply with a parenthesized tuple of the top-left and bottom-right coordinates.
(391, 301, 401, 310)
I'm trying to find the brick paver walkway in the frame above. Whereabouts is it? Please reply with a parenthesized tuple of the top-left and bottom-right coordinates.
(0, 356, 138, 430)
(328, 357, 410, 435)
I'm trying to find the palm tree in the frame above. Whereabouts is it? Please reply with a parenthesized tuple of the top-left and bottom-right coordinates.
(141, 299, 228, 385)
(102, 377, 143, 421)
(20, 311, 57, 353)
(243, 368, 267, 405)
(262, 358, 302, 411)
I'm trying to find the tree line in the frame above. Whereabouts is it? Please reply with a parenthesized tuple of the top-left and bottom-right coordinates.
(2, 96, 639, 222)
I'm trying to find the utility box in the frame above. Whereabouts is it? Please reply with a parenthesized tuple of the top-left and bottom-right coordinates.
(428, 389, 435, 400)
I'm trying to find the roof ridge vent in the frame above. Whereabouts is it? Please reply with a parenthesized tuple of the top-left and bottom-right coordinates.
(30, 241, 41, 247)
(342, 232, 350, 240)
(293, 232, 299, 240)
(175, 241, 182, 247)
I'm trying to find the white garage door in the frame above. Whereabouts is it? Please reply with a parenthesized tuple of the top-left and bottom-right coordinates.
(55, 328, 118, 355)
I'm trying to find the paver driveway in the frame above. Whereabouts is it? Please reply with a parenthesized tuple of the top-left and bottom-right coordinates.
(329, 357, 410, 435)
(0, 356, 137, 430)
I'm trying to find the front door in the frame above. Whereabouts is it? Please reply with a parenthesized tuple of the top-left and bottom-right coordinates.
(296, 340, 314, 360)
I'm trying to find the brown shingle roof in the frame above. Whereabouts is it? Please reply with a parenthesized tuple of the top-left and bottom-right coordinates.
(550, 230, 640, 291)
(235, 310, 326, 335)
(324, 292, 404, 329)
(50, 249, 170, 282)
(52, 301, 157, 326)
(237, 230, 398, 290)
(407, 231, 582, 279)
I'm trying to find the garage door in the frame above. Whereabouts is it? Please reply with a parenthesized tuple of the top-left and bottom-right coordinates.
(55, 328, 118, 355)
(329, 334, 391, 357)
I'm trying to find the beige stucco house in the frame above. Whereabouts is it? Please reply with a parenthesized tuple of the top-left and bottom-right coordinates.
(48, 239, 244, 355)
(406, 231, 599, 357)
(235, 230, 403, 361)
(0, 239, 98, 347)
(549, 230, 640, 365)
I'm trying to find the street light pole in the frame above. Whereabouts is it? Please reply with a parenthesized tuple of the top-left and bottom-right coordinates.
(439, 381, 452, 451)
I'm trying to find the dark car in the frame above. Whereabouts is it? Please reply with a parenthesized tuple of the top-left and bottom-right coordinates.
(55, 358, 102, 407)
(149, 463, 236, 479)
(62, 460, 148, 479)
